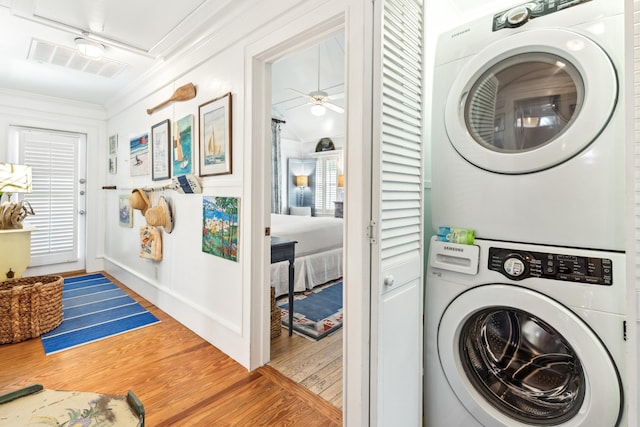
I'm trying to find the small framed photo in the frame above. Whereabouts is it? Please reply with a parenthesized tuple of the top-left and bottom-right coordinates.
(151, 119, 171, 181)
(199, 92, 232, 177)
(119, 194, 133, 227)
(108, 134, 118, 174)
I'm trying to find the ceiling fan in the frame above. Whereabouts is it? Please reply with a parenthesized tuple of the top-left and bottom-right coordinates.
(287, 44, 344, 116)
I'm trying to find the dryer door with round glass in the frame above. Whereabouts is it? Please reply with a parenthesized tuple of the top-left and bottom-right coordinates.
(437, 285, 622, 427)
(444, 29, 617, 174)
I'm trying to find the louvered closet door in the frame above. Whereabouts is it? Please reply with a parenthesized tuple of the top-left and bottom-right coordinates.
(18, 128, 86, 270)
(370, 0, 424, 425)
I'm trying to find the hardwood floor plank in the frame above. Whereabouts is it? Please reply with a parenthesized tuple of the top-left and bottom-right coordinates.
(0, 272, 342, 426)
(269, 317, 343, 409)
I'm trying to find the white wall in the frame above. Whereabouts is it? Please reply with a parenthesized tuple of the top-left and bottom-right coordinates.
(101, 0, 349, 369)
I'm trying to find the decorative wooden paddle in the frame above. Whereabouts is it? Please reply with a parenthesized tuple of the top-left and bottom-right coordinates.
(146, 83, 196, 115)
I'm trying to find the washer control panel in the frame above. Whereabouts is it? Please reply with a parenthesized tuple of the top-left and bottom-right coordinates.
(488, 247, 612, 285)
(493, 0, 593, 31)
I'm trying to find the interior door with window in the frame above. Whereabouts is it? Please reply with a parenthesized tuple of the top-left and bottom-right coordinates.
(369, 0, 424, 425)
(14, 127, 86, 273)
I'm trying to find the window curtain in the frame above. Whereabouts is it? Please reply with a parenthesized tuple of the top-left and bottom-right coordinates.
(271, 120, 285, 214)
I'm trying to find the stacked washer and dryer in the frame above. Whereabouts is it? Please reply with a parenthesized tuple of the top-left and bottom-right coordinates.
(426, 1, 627, 426)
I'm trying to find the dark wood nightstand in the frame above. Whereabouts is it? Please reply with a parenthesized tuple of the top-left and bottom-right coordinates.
(334, 201, 343, 218)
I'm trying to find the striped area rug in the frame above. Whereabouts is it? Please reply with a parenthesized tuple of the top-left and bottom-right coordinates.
(41, 273, 160, 355)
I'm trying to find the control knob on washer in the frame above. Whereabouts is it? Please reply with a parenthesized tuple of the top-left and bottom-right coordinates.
(505, 6, 531, 27)
(503, 256, 527, 279)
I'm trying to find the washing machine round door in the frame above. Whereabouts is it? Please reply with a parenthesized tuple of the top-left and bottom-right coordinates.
(445, 29, 617, 174)
(438, 285, 622, 427)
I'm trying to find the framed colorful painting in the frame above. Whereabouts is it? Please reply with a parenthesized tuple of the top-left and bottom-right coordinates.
(130, 133, 150, 176)
(173, 114, 193, 177)
(118, 195, 133, 227)
(199, 92, 232, 177)
(202, 196, 239, 262)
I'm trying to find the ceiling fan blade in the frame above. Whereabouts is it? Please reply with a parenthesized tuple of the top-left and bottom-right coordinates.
(327, 92, 344, 100)
(325, 102, 344, 114)
(287, 87, 312, 98)
(286, 100, 313, 110)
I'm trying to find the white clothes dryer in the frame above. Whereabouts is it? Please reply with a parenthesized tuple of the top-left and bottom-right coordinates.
(425, 237, 627, 426)
(430, 0, 625, 251)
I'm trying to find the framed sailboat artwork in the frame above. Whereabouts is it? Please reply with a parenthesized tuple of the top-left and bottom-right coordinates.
(173, 114, 194, 177)
(198, 92, 232, 177)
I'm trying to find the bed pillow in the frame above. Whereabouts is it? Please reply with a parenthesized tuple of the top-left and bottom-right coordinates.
(289, 206, 311, 216)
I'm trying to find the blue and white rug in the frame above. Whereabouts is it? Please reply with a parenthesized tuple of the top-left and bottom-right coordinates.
(278, 281, 343, 340)
(41, 273, 160, 355)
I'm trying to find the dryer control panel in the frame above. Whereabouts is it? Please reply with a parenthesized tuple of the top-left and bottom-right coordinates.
(488, 247, 612, 285)
(493, 0, 593, 31)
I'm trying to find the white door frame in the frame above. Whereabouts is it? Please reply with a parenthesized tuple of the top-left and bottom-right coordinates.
(245, 1, 374, 425)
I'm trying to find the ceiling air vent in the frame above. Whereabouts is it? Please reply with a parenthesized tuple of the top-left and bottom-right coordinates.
(27, 38, 126, 78)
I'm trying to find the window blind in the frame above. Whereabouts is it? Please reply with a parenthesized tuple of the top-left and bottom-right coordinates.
(19, 129, 79, 265)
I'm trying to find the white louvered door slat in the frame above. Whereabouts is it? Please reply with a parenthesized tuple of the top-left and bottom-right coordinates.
(18, 128, 86, 269)
(371, 0, 424, 425)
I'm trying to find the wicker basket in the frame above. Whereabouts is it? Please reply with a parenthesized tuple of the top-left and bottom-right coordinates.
(0, 275, 64, 344)
(270, 287, 281, 338)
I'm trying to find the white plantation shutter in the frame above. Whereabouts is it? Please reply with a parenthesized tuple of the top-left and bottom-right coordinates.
(314, 156, 338, 215)
(19, 129, 80, 266)
(371, 0, 424, 424)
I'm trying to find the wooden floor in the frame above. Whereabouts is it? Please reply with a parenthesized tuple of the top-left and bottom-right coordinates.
(269, 325, 343, 408)
(0, 272, 342, 426)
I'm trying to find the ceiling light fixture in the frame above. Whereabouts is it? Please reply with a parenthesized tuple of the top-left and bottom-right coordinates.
(311, 103, 326, 116)
(74, 37, 105, 60)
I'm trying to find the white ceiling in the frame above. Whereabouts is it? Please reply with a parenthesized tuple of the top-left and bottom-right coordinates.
(0, 0, 345, 144)
(0, 0, 239, 105)
(271, 34, 345, 144)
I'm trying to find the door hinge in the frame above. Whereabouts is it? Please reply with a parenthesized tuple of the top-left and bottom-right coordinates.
(623, 320, 627, 341)
(367, 220, 377, 244)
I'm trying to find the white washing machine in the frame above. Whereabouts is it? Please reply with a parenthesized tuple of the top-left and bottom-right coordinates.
(430, 0, 625, 251)
(425, 237, 627, 426)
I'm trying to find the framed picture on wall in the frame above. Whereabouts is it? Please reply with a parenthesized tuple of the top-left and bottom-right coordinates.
(151, 119, 171, 181)
(199, 92, 232, 177)
(173, 114, 194, 177)
(108, 134, 118, 174)
(130, 133, 150, 176)
(118, 194, 133, 227)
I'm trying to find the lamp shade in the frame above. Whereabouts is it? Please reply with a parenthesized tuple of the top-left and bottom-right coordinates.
(0, 163, 32, 193)
(296, 175, 308, 187)
(337, 174, 344, 188)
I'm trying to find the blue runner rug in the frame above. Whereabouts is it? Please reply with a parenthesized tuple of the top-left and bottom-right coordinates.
(41, 273, 160, 355)
(278, 281, 343, 340)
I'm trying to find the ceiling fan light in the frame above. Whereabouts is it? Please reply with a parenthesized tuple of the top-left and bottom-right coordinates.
(74, 38, 104, 60)
(311, 104, 326, 116)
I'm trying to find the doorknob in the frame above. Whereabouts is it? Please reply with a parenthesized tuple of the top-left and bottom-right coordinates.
(383, 275, 395, 286)
(79, 210, 86, 215)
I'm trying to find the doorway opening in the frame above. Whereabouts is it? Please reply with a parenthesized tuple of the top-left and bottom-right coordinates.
(8, 126, 87, 275)
(267, 32, 346, 409)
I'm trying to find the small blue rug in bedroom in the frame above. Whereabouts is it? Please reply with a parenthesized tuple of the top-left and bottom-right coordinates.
(41, 273, 160, 355)
(278, 281, 343, 340)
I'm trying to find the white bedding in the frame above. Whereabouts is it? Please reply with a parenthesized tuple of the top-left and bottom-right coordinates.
(270, 214, 343, 257)
(270, 214, 343, 296)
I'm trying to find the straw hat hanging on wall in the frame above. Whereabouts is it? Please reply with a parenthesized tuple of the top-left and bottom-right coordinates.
(130, 189, 150, 214)
(145, 196, 174, 234)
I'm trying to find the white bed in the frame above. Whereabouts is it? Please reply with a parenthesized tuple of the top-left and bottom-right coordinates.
(270, 213, 343, 297)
